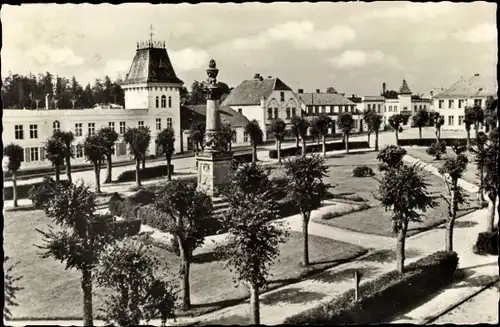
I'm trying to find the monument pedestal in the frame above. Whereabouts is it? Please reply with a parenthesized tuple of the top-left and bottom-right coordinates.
(196, 151, 233, 196)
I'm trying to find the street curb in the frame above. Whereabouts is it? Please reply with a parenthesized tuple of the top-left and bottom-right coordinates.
(420, 276, 499, 324)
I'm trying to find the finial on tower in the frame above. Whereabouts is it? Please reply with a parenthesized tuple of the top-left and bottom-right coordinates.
(206, 58, 219, 84)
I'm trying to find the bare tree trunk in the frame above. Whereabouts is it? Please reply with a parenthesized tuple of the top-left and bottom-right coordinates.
(12, 172, 18, 207)
(252, 143, 257, 163)
(445, 189, 457, 252)
(419, 127, 422, 140)
(466, 130, 471, 149)
(104, 155, 112, 184)
(301, 138, 307, 158)
(367, 132, 371, 147)
(142, 155, 146, 169)
(295, 136, 299, 149)
(178, 239, 191, 310)
(277, 140, 282, 163)
(81, 267, 93, 326)
(94, 164, 101, 193)
(395, 130, 399, 145)
(250, 284, 260, 325)
(135, 159, 141, 188)
(166, 156, 172, 181)
(55, 166, 61, 182)
(322, 134, 326, 156)
(375, 131, 379, 151)
(302, 213, 310, 266)
(345, 134, 350, 154)
(396, 222, 408, 274)
(65, 156, 72, 184)
(486, 193, 496, 233)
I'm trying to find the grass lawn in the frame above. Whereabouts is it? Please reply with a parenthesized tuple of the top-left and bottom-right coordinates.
(312, 151, 479, 237)
(404, 146, 480, 186)
(4, 209, 366, 320)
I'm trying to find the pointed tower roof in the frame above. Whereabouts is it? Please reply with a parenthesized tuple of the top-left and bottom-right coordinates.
(399, 79, 412, 95)
(122, 31, 183, 86)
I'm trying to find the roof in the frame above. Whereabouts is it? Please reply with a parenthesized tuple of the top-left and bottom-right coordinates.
(434, 74, 498, 98)
(180, 105, 250, 130)
(399, 79, 412, 94)
(363, 96, 386, 102)
(348, 96, 362, 104)
(123, 45, 183, 85)
(298, 93, 355, 106)
(222, 77, 292, 106)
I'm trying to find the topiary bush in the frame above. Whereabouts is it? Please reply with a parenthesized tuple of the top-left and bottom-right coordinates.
(27, 177, 72, 208)
(268, 141, 370, 159)
(472, 227, 498, 255)
(352, 166, 375, 177)
(284, 251, 459, 324)
(120, 189, 156, 220)
(108, 192, 124, 216)
(426, 141, 447, 160)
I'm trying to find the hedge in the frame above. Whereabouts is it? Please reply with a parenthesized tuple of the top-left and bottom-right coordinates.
(196, 152, 254, 169)
(399, 138, 475, 147)
(473, 227, 498, 255)
(91, 217, 141, 239)
(116, 164, 175, 183)
(5, 181, 45, 201)
(352, 166, 375, 177)
(269, 141, 370, 159)
(284, 251, 459, 324)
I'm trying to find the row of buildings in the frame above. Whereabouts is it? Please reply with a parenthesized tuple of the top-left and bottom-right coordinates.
(3, 36, 497, 169)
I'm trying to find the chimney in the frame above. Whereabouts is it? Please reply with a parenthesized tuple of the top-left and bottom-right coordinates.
(430, 91, 434, 97)
(45, 94, 50, 110)
(259, 76, 263, 81)
(298, 89, 304, 94)
(474, 73, 480, 76)
(316, 89, 320, 94)
(260, 96, 265, 108)
(382, 82, 386, 94)
(268, 76, 272, 78)
(352, 94, 356, 98)
(253, 73, 261, 80)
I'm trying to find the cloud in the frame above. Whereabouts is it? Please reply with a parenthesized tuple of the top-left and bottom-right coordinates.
(24, 45, 85, 67)
(170, 48, 210, 71)
(329, 50, 398, 69)
(228, 21, 355, 50)
(354, 3, 456, 22)
(454, 23, 497, 43)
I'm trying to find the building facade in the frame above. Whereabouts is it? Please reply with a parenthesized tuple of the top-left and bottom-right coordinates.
(432, 73, 497, 131)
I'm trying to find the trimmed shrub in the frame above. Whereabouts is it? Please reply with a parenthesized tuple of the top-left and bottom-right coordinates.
(473, 228, 498, 255)
(352, 166, 375, 177)
(116, 164, 175, 183)
(426, 141, 447, 160)
(90, 215, 141, 240)
(321, 203, 370, 220)
(284, 251, 459, 324)
(26, 177, 72, 208)
(120, 189, 156, 220)
(108, 192, 124, 216)
(269, 141, 370, 159)
(399, 138, 473, 147)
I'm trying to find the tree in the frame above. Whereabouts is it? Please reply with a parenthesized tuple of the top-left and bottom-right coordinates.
(51, 131, 75, 183)
(438, 154, 469, 251)
(326, 87, 337, 94)
(152, 181, 214, 310)
(309, 121, 320, 145)
(381, 89, 399, 99)
(156, 127, 176, 181)
(83, 134, 107, 193)
(376, 145, 407, 172)
(3, 143, 24, 207)
(312, 114, 333, 156)
(35, 182, 116, 326)
(429, 112, 445, 142)
(268, 118, 287, 163)
(468, 105, 485, 138)
(123, 127, 151, 188)
(44, 135, 66, 182)
(245, 120, 263, 163)
(216, 190, 290, 324)
(362, 109, 375, 146)
(337, 112, 354, 153)
(95, 235, 177, 326)
(464, 108, 475, 149)
(4, 256, 23, 320)
(187, 80, 230, 105)
(376, 163, 436, 273)
(226, 162, 271, 196)
(412, 109, 430, 139)
(426, 141, 447, 160)
(283, 154, 331, 265)
(369, 113, 383, 151)
(216, 122, 236, 152)
(189, 122, 206, 155)
(97, 127, 119, 184)
(470, 132, 489, 204)
(388, 114, 405, 145)
(291, 116, 310, 157)
(484, 96, 498, 133)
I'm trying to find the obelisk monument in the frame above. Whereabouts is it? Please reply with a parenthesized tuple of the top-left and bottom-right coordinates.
(196, 59, 233, 196)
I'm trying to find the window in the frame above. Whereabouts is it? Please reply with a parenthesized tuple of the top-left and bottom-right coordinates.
(14, 125, 23, 140)
(155, 96, 159, 108)
(389, 105, 393, 111)
(449, 100, 454, 109)
(351, 106, 355, 113)
(474, 99, 482, 107)
(419, 105, 422, 110)
(161, 95, 166, 108)
(29, 124, 38, 139)
(232, 133, 237, 143)
(367, 104, 371, 110)
(167, 118, 173, 129)
(88, 123, 95, 136)
(138, 121, 144, 128)
(307, 106, 313, 114)
(168, 96, 172, 108)
(458, 115, 464, 126)
(75, 123, 83, 137)
(315, 106, 319, 114)
(108, 122, 115, 131)
(119, 122, 126, 134)
(322, 106, 326, 113)
(345, 106, 350, 112)
(274, 108, 278, 119)
(438, 100, 444, 109)
(238, 108, 242, 114)
(377, 104, 381, 112)
(286, 108, 291, 119)
(458, 100, 463, 109)
(30, 147, 39, 161)
(280, 92, 285, 102)
(53, 121, 60, 133)
(292, 108, 296, 117)
(244, 132, 248, 142)
(156, 118, 161, 131)
(268, 108, 273, 119)
(76, 144, 84, 158)
(423, 105, 427, 110)
(448, 116, 455, 126)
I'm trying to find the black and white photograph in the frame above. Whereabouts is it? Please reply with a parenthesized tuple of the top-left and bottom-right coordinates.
(2, 2, 498, 326)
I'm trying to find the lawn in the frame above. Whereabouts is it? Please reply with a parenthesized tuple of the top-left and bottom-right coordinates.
(4, 209, 366, 320)
(404, 146, 480, 186)
(312, 151, 479, 237)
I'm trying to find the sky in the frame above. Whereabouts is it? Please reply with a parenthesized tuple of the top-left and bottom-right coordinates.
(1, 2, 497, 96)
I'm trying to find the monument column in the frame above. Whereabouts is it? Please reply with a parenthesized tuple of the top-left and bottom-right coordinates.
(196, 59, 233, 196)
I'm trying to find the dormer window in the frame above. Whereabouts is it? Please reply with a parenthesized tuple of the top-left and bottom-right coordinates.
(161, 95, 167, 108)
